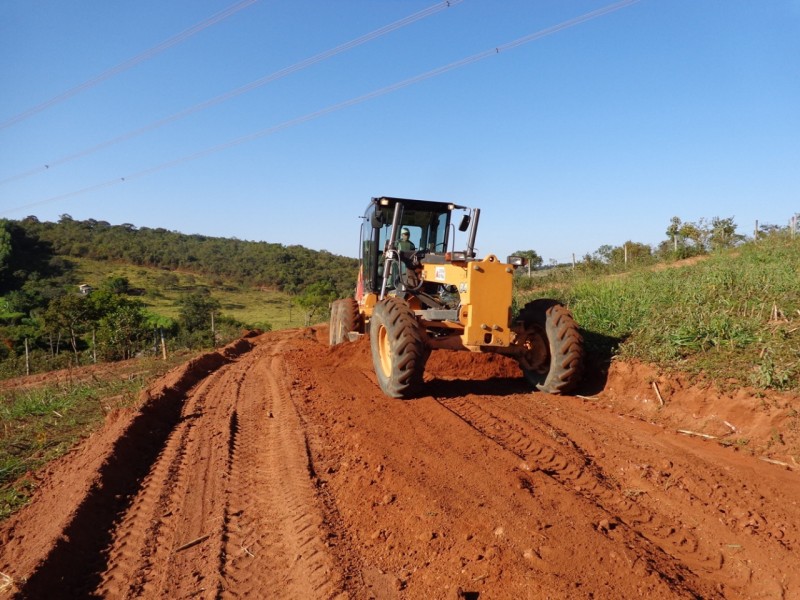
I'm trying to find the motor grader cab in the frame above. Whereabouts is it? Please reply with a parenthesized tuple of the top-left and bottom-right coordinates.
(330, 196, 584, 398)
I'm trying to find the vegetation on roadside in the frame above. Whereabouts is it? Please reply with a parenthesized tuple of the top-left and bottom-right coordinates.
(0, 357, 178, 519)
(516, 230, 800, 393)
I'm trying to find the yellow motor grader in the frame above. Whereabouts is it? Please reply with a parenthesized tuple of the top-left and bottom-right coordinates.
(330, 196, 584, 398)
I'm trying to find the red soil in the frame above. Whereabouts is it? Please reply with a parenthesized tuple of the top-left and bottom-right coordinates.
(1, 327, 798, 599)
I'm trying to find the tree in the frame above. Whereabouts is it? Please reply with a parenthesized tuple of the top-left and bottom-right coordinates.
(297, 282, 337, 326)
(177, 291, 220, 333)
(709, 216, 743, 250)
(666, 216, 682, 251)
(100, 275, 130, 295)
(96, 300, 147, 360)
(0, 221, 11, 284)
(43, 293, 90, 362)
(611, 241, 653, 265)
(593, 245, 614, 264)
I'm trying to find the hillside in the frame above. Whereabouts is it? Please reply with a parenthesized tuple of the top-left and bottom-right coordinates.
(8, 215, 358, 296)
(0, 216, 359, 379)
(517, 234, 800, 395)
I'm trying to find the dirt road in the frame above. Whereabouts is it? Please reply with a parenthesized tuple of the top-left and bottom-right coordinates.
(1, 328, 799, 599)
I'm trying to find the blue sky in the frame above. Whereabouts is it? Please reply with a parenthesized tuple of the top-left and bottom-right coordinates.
(1, 0, 798, 264)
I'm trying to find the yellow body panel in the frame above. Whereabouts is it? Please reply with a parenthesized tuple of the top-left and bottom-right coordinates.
(421, 255, 514, 349)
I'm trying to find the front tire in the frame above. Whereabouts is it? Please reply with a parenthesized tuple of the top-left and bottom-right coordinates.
(516, 299, 584, 394)
(369, 297, 427, 398)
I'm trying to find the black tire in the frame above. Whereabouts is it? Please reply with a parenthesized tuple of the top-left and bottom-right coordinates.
(339, 298, 360, 340)
(330, 298, 361, 345)
(516, 299, 584, 394)
(328, 300, 342, 346)
(369, 297, 428, 398)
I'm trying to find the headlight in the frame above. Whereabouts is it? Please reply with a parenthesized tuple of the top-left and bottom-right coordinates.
(447, 251, 468, 262)
(506, 255, 527, 267)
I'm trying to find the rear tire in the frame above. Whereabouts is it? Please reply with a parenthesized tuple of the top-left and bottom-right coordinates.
(330, 298, 360, 345)
(329, 300, 343, 345)
(369, 297, 427, 398)
(516, 299, 584, 394)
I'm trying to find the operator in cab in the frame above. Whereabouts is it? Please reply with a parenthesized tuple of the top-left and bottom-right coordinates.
(397, 227, 416, 251)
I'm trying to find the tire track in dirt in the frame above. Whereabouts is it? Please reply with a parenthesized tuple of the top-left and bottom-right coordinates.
(283, 338, 726, 599)
(438, 394, 800, 598)
(282, 334, 800, 599)
(5, 328, 800, 599)
(438, 398, 723, 575)
(218, 343, 345, 599)
(6, 332, 348, 599)
(93, 332, 347, 599)
(14, 350, 232, 598)
(97, 361, 244, 597)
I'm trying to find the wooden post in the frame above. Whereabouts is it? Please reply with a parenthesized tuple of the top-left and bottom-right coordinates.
(624, 243, 628, 265)
(211, 311, 216, 347)
(25, 337, 30, 376)
(572, 253, 576, 270)
(160, 329, 167, 360)
(92, 328, 97, 363)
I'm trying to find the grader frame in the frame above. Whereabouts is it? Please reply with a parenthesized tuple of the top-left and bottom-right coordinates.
(330, 196, 584, 399)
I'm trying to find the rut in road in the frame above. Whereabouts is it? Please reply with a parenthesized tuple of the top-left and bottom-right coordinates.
(438, 394, 800, 598)
(281, 334, 800, 599)
(63, 333, 345, 599)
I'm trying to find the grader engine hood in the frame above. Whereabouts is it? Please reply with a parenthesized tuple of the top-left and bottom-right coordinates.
(422, 254, 515, 349)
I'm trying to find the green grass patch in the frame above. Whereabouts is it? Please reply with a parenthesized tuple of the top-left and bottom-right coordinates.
(70, 257, 308, 329)
(517, 236, 800, 392)
(0, 358, 177, 520)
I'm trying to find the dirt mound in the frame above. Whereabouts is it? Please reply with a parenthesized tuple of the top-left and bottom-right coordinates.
(426, 349, 520, 380)
(602, 358, 800, 464)
(324, 335, 520, 381)
(1, 326, 799, 599)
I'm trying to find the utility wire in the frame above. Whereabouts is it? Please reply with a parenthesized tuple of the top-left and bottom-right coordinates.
(0, 0, 462, 186)
(0, 0, 259, 131)
(1, 0, 641, 217)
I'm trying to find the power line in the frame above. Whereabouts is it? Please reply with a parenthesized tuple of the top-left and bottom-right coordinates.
(0, 0, 259, 131)
(1, 0, 642, 217)
(0, 0, 463, 186)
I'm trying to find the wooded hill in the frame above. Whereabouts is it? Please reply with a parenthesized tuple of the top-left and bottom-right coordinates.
(0, 216, 358, 377)
(9, 215, 358, 296)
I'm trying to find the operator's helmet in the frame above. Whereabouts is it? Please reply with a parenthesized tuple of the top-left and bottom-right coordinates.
(401, 228, 410, 236)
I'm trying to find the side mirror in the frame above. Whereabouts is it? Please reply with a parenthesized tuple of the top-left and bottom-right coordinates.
(458, 215, 470, 232)
(371, 211, 385, 228)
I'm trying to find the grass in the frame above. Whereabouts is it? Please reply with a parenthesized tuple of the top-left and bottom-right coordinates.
(0, 357, 177, 520)
(517, 235, 800, 392)
(72, 257, 309, 329)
